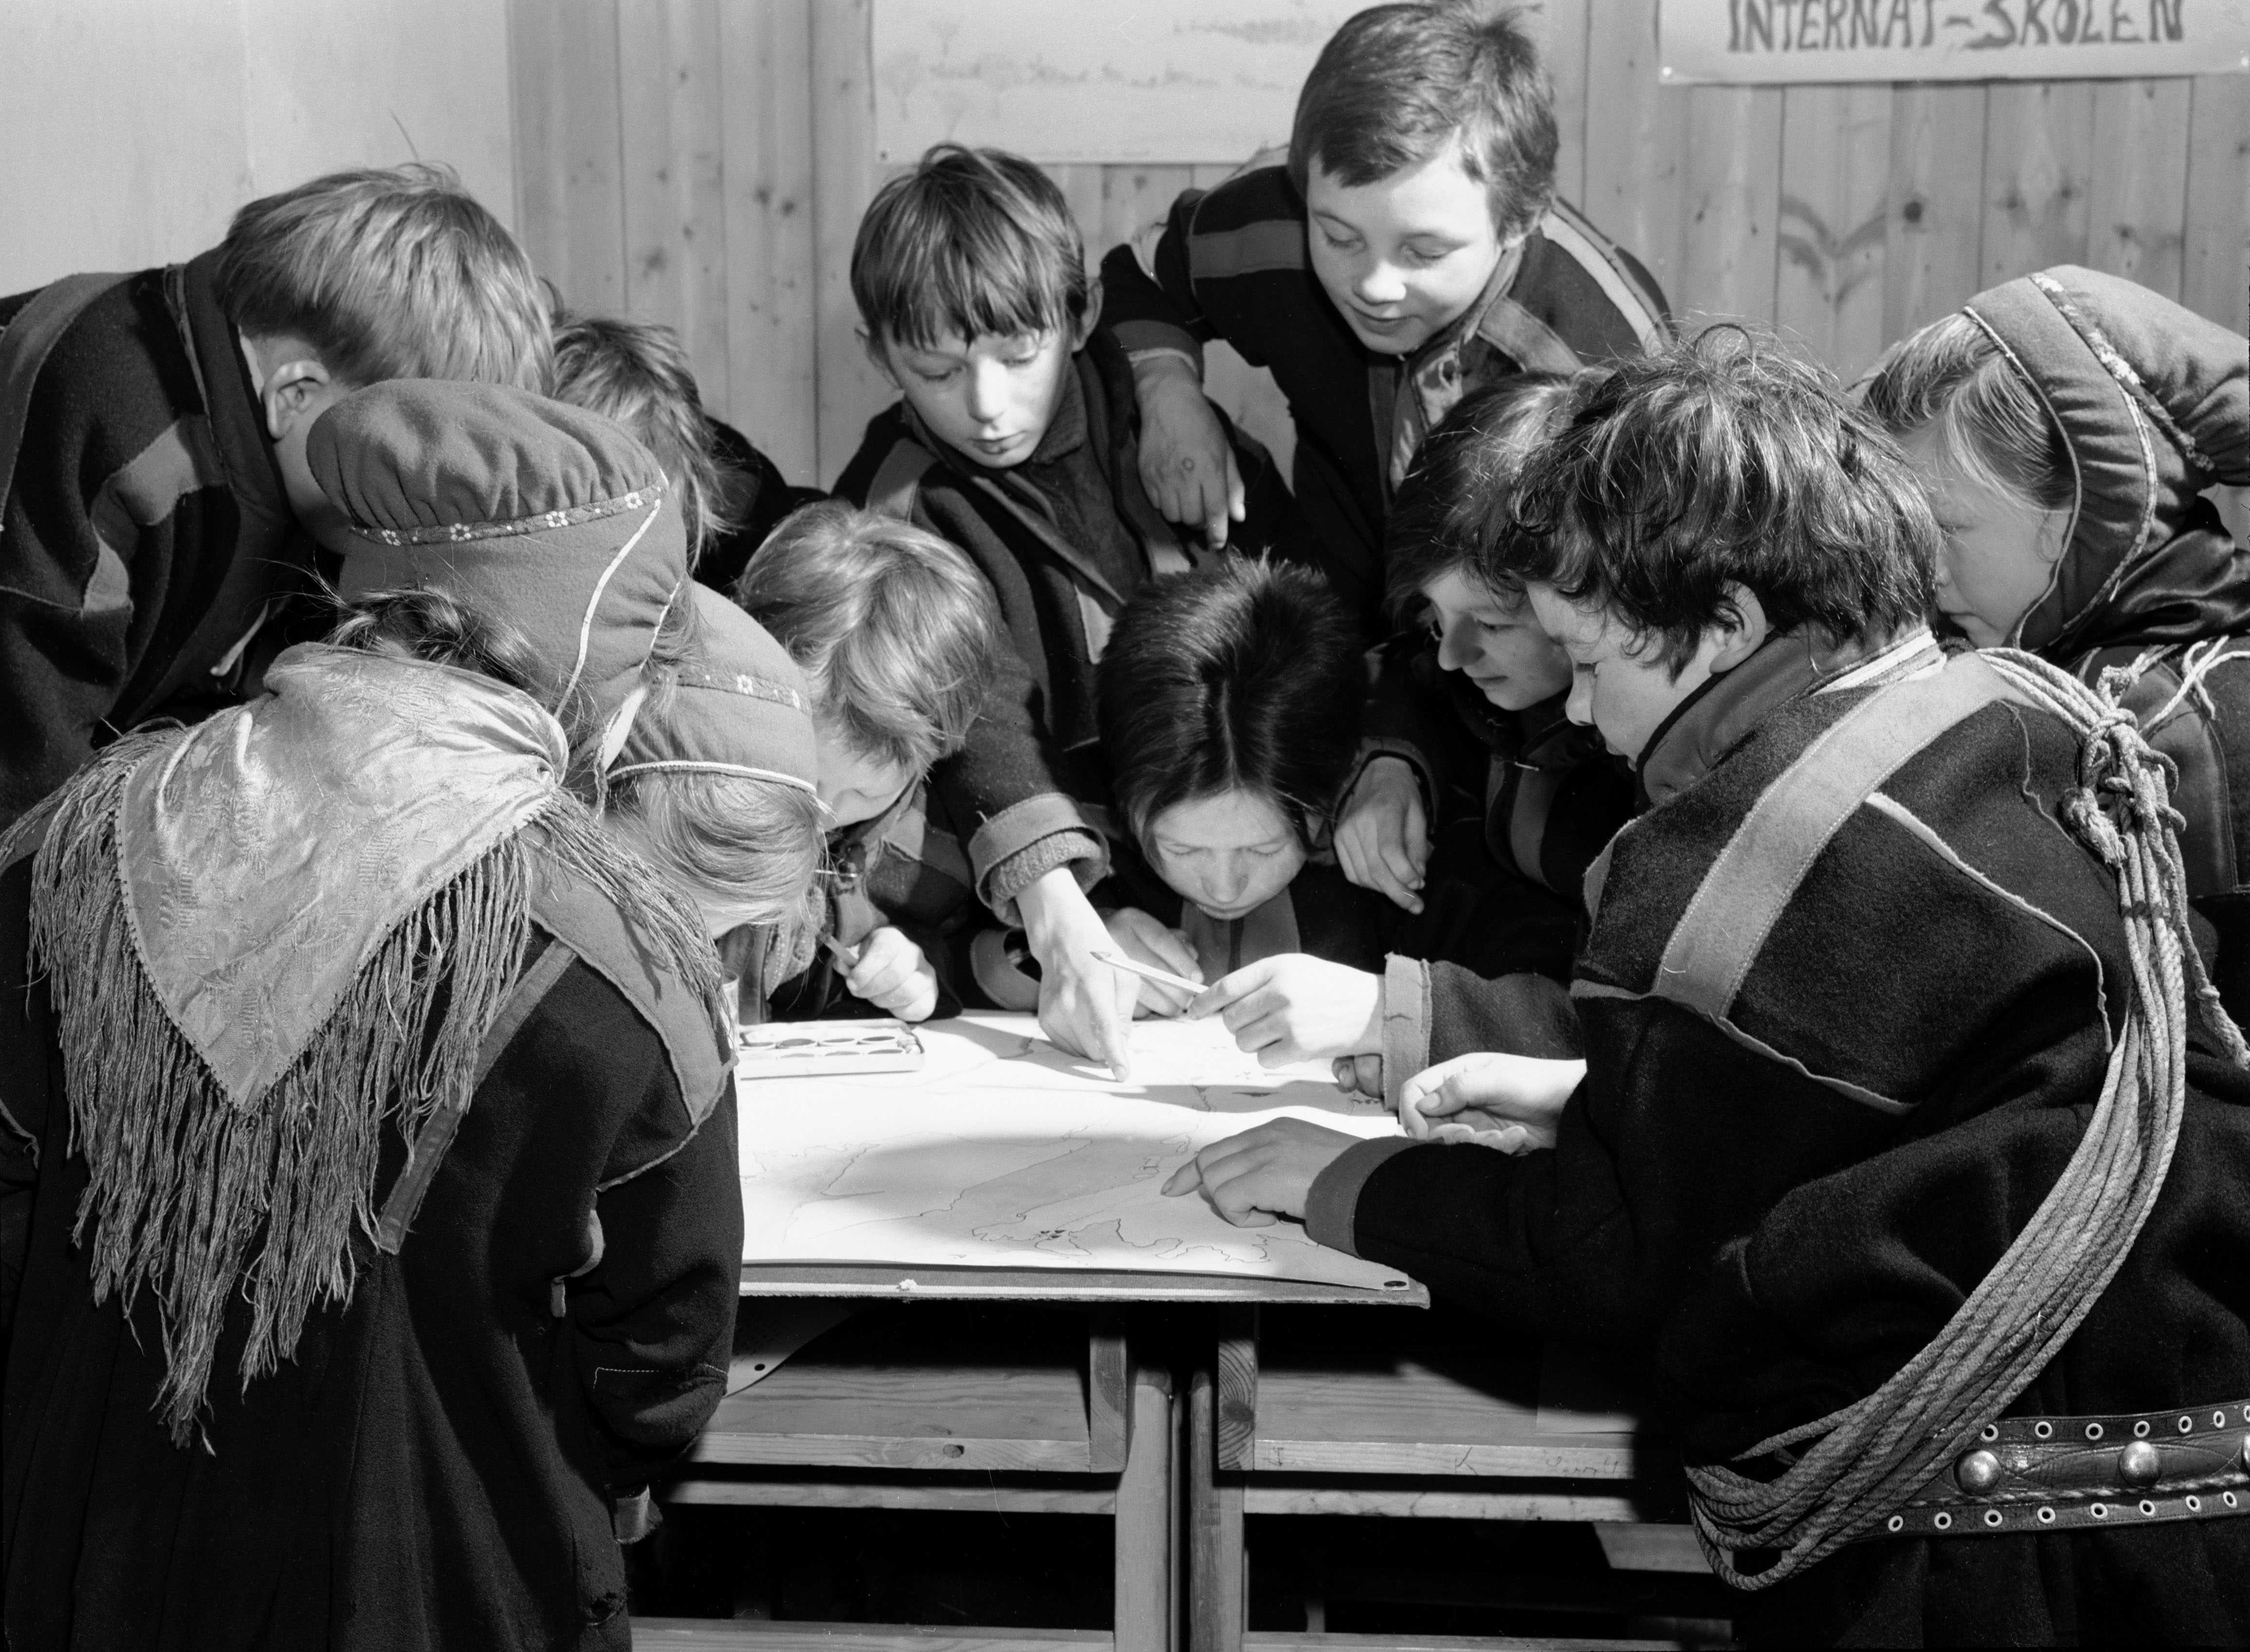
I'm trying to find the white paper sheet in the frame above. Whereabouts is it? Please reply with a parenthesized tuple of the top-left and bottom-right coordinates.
(737, 1013, 1410, 1292)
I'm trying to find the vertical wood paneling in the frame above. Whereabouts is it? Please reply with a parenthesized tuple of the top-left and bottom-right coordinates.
(2086, 79, 2191, 298)
(508, 0, 2244, 494)
(1775, 86, 1892, 378)
(618, 0, 730, 408)
(1675, 86, 1784, 326)
(810, 0, 887, 485)
(1101, 166, 1195, 260)
(1883, 85, 1987, 342)
(510, 0, 626, 316)
(2181, 74, 2250, 334)
(1543, 0, 1591, 209)
(720, 0, 817, 475)
(1581, 0, 1690, 312)
(1980, 82, 2096, 285)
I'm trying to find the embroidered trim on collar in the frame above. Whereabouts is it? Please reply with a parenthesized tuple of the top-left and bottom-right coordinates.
(347, 480, 668, 546)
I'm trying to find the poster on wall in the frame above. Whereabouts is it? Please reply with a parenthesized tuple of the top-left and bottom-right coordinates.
(1661, 0, 2250, 81)
(873, 0, 1558, 164)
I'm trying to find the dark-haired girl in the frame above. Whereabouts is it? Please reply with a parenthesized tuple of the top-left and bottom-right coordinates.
(1093, 556, 1397, 1013)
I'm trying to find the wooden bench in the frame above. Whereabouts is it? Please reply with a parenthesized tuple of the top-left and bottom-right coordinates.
(653, 1300, 1173, 1652)
(1187, 1309, 1722, 1651)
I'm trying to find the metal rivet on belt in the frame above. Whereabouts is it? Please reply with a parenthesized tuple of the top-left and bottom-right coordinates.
(2120, 1440, 2162, 1485)
(1983, 1510, 2003, 1528)
(2037, 1507, 2057, 1524)
(2141, 1500, 2159, 1516)
(1887, 1514, 1905, 1533)
(1980, 1423, 2000, 1442)
(2092, 1503, 2109, 1518)
(2188, 1495, 2204, 1512)
(1933, 1512, 1952, 1530)
(2134, 1419, 2152, 1437)
(2179, 1415, 2196, 1434)
(2087, 1423, 2107, 1441)
(2035, 1421, 2054, 1439)
(1956, 1448, 2004, 1494)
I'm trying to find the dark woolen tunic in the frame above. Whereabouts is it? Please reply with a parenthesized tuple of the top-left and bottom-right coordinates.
(0, 854, 743, 1652)
(1957, 266, 2250, 1028)
(832, 329, 1315, 919)
(0, 252, 322, 830)
(1308, 643, 2250, 1645)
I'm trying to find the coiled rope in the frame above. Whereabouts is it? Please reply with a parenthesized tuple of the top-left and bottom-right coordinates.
(1685, 644, 2250, 1590)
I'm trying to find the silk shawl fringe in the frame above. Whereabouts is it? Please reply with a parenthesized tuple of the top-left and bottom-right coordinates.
(27, 732, 719, 1450)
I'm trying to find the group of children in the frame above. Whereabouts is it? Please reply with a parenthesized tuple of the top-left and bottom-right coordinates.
(0, 0, 2246, 1645)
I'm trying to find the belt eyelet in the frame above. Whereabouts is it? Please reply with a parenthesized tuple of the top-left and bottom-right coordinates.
(2179, 1415, 2196, 1435)
(2229, 1493, 2242, 1509)
(2037, 1507, 2057, 1525)
(2092, 1503, 2109, 1518)
(2188, 1495, 2204, 1512)
(1933, 1512, 1953, 1530)
(2141, 1499, 2159, 1516)
(1980, 1423, 2000, 1442)
(2035, 1422, 2054, 1440)
(1983, 1510, 2003, 1528)
(2134, 1420, 2152, 1438)
(1887, 1514, 1905, 1533)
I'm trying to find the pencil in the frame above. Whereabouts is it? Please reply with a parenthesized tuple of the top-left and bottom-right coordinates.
(1090, 948, 1205, 997)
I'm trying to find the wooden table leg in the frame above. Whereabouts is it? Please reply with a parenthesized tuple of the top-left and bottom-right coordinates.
(1113, 1362, 1174, 1652)
(1187, 1361, 1245, 1652)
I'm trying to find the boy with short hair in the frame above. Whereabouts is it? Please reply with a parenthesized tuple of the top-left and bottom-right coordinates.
(0, 162, 551, 829)
(734, 501, 1008, 1023)
(550, 309, 820, 587)
(834, 142, 1311, 1072)
(1171, 331, 2250, 1639)
(1100, 0, 1669, 622)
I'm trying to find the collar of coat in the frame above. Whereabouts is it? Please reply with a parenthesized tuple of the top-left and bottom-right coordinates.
(1635, 626, 1946, 808)
(1963, 265, 2250, 655)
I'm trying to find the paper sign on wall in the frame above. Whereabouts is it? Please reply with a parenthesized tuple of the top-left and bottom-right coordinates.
(1661, 0, 2250, 81)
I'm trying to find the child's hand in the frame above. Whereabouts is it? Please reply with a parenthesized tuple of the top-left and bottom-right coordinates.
(1103, 908, 1204, 1017)
(1189, 954, 1382, 1067)
(1397, 1051, 1586, 1145)
(1161, 1117, 1362, 1227)
(1131, 355, 1245, 550)
(1017, 868, 1140, 1079)
(1336, 757, 1430, 914)
(842, 926, 939, 1022)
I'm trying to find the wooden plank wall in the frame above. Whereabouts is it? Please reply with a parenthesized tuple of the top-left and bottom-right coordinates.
(510, 0, 2249, 490)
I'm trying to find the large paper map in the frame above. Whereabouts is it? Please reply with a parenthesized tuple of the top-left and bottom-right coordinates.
(737, 1013, 1411, 1292)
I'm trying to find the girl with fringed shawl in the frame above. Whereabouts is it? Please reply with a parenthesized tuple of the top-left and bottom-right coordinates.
(1866, 267, 2250, 1022)
(0, 382, 774, 1652)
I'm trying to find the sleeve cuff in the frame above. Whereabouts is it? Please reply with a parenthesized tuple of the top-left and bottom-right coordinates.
(1304, 1136, 1422, 1255)
(984, 828, 1109, 922)
(1380, 953, 1435, 1114)
(1346, 738, 1437, 818)
(1114, 320, 1204, 374)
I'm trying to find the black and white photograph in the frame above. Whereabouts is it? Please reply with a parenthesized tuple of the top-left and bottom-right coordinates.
(1, 0, 2247, 1646)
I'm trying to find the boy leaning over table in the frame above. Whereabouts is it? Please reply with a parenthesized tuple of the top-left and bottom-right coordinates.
(1169, 330, 2250, 1646)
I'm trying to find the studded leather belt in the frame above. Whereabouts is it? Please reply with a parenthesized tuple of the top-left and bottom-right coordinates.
(1870, 1401, 2250, 1540)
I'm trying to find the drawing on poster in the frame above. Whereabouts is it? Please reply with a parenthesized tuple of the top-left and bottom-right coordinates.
(736, 1013, 1411, 1292)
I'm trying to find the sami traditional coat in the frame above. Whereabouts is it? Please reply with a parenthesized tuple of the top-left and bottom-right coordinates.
(1952, 267, 2250, 1025)
(1308, 629, 2250, 1644)
(0, 252, 323, 830)
(0, 651, 742, 1652)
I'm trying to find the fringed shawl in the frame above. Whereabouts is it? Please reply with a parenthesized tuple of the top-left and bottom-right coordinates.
(23, 644, 717, 1446)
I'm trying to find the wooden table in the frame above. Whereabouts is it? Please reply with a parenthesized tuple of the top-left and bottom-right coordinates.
(646, 1264, 1426, 1652)
(1187, 1309, 1711, 1652)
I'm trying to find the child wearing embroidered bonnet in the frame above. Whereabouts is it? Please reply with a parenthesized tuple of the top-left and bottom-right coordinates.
(1866, 267, 2250, 1019)
(0, 380, 745, 1646)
